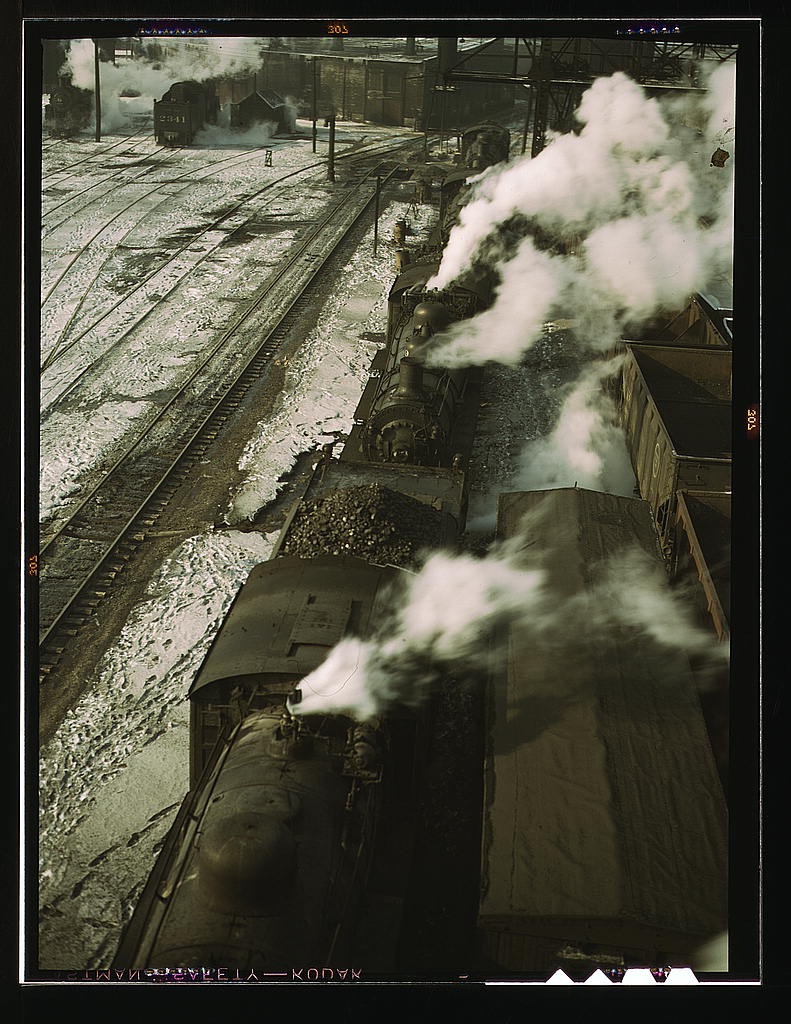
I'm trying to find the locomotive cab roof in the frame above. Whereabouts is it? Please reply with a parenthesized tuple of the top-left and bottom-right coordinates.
(188, 555, 401, 702)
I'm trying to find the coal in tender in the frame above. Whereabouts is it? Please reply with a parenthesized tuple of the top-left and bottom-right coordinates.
(282, 484, 446, 567)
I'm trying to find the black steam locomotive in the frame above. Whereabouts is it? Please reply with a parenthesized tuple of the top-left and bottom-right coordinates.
(44, 81, 93, 137)
(114, 556, 427, 968)
(153, 80, 220, 146)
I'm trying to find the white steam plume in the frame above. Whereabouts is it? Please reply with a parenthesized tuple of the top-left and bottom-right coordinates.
(292, 550, 547, 719)
(291, 504, 727, 721)
(60, 37, 268, 133)
(423, 69, 735, 367)
(194, 118, 277, 147)
(516, 357, 636, 495)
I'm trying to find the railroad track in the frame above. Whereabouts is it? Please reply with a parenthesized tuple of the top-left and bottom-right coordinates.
(38, 159, 407, 681)
(40, 130, 423, 375)
(41, 143, 184, 228)
(41, 125, 152, 181)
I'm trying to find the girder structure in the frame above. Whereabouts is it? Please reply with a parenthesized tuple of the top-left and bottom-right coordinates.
(440, 36, 738, 156)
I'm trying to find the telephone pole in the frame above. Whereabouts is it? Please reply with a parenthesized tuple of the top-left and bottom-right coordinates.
(327, 115, 336, 181)
(312, 57, 318, 153)
(93, 39, 102, 142)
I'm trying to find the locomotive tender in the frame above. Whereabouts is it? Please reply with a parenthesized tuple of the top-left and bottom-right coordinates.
(154, 80, 219, 146)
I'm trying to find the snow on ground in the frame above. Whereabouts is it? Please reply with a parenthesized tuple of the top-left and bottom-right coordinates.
(39, 118, 421, 527)
(37, 137, 437, 967)
(38, 529, 275, 968)
(229, 195, 436, 522)
(40, 400, 157, 522)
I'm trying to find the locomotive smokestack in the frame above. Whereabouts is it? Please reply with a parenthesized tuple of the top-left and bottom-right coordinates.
(396, 357, 424, 397)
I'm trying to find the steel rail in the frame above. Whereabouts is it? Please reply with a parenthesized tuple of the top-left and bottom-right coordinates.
(40, 131, 422, 379)
(38, 162, 403, 670)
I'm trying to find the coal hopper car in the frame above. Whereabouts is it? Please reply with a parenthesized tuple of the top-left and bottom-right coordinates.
(618, 343, 732, 560)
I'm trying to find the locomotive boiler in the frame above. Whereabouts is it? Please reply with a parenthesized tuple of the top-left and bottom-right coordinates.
(347, 265, 491, 468)
(114, 556, 428, 969)
(44, 81, 93, 137)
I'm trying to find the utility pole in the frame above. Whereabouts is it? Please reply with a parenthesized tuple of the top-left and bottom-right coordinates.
(327, 115, 336, 181)
(93, 39, 101, 142)
(312, 56, 318, 153)
(531, 38, 552, 158)
(373, 175, 381, 256)
(521, 81, 534, 155)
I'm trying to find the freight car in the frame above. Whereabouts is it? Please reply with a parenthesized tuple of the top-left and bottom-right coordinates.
(154, 80, 220, 146)
(44, 81, 93, 137)
(618, 343, 732, 558)
(629, 292, 732, 349)
(605, 290, 733, 643)
(478, 487, 728, 974)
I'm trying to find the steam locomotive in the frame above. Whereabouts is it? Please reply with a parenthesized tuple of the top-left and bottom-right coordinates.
(153, 80, 220, 146)
(114, 556, 426, 968)
(44, 81, 93, 137)
(112, 124, 510, 971)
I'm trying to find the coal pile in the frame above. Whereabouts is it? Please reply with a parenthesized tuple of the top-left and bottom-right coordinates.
(282, 485, 447, 567)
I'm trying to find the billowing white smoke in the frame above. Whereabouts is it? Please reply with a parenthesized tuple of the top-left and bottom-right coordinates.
(424, 69, 735, 367)
(516, 357, 636, 495)
(282, 95, 300, 132)
(60, 37, 268, 133)
(291, 550, 547, 719)
(194, 118, 277, 147)
(586, 545, 727, 659)
(290, 510, 726, 721)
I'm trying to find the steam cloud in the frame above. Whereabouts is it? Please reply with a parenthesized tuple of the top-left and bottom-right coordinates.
(424, 67, 735, 368)
(290, 69, 734, 721)
(59, 37, 269, 133)
(291, 505, 727, 721)
(516, 356, 636, 495)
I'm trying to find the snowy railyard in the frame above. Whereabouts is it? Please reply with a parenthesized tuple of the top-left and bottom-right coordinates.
(37, 115, 458, 968)
(34, 44, 738, 978)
